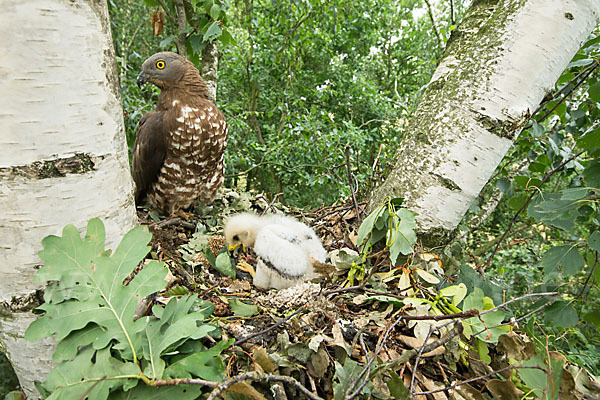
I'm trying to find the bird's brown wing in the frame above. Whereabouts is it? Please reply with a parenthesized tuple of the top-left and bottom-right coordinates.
(132, 110, 166, 204)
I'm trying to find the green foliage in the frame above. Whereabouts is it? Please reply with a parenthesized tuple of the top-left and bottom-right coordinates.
(472, 27, 600, 375)
(109, 0, 463, 207)
(357, 198, 417, 265)
(26, 219, 231, 398)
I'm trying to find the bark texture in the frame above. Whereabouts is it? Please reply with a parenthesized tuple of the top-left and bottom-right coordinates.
(202, 41, 220, 103)
(0, 0, 138, 397)
(369, 0, 600, 246)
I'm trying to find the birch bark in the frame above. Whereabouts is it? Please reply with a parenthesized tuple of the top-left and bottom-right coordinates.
(369, 0, 600, 246)
(0, 1, 138, 397)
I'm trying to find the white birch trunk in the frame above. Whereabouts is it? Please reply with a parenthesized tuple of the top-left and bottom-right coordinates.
(0, 1, 138, 397)
(369, 0, 600, 246)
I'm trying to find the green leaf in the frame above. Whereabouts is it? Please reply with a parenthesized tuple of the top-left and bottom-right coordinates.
(588, 231, 600, 252)
(568, 58, 593, 68)
(508, 194, 528, 211)
(583, 160, 600, 187)
(111, 384, 204, 399)
(203, 21, 223, 42)
(577, 127, 600, 150)
(159, 34, 175, 48)
(333, 358, 371, 400)
(588, 82, 600, 102)
(560, 187, 588, 201)
(541, 245, 584, 275)
(27, 220, 168, 360)
(209, 4, 221, 20)
(164, 339, 232, 381)
(544, 301, 578, 328)
(229, 298, 258, 317)
(142, 296, 217, 379)
(439, 283, 467, 306)
(356, 204, 385, 248)
(583, 308, 600, 328)
(42, 347, 139, 399)
(386, 371, 410, 399)
(462, 288, 507, 343)
(214, 252, 235, 278)
(519, 352, 563, 400)
(387, 208, 417, 263)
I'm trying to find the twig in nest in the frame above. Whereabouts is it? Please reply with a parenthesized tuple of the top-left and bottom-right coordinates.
(261, 193, 283, 215)
(234, 306, 307, 346)
(206, 372, 324, 400)
(156, 217, 196, 230)
(345, 144, 362, 223)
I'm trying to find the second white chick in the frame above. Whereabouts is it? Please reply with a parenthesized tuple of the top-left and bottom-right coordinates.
(224, 213, 326, 290)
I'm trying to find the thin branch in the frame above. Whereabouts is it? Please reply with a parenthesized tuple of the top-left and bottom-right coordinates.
(345, 144, 362, 223)
(207, 372, 323, 400)
(535, 60, 600, 122)
(577, 250, 598, 299)
(471, 299, 555, 338)
(410, 325, 434, 398)
(479, 151, 584, 271)
(423, 0, 443, 49)
(154, 377, 217, 388)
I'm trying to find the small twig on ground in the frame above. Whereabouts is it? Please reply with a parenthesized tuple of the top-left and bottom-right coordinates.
(156, 217, 196, 230)
(234, 306, 307, 346)
(410, 325, 435, 398)
(154, 377, 217, 388)
(345, 144, 362, 223)
(206, 372, 323, 400)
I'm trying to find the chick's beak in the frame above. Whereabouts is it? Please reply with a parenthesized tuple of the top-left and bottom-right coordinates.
(136, 71, 149, 88)
(228, 242, 246, 252)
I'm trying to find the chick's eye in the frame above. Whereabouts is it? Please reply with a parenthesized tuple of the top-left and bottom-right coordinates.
(233, 235, 239, 241)
(155, 60, 166, 70)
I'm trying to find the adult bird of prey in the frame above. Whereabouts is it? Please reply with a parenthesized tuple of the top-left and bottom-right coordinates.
(224, 213, 327, 290)
(132, 51, 228, 214)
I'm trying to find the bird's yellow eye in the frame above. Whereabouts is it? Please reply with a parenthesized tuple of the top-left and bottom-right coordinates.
(155, 60, 166, 70)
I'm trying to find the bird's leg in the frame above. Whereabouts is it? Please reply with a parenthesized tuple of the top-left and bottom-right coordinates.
(173, 209, 195, 220)
(236, 259, 256, 278)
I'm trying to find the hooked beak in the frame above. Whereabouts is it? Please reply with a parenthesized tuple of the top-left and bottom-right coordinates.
(136, 71, 149, 88)
(228, 243, 246, 252)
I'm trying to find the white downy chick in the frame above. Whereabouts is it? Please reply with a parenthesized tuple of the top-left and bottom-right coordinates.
(224, 213, 326, 290)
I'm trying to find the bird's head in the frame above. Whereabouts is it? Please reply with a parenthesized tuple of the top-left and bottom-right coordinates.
(224, 213, 261, 252)
(137, 52, 187, 89)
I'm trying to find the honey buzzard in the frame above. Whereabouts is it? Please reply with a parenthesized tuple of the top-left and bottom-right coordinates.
(133, 51, 227, 214)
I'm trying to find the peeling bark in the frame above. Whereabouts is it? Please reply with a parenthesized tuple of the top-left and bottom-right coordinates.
(0, 0, 138, 397)
(369, 0, 600, 247)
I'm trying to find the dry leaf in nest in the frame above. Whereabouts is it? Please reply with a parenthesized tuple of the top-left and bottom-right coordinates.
(223, 382, 267, 400)
(151, 10, 164, 36)
(252, 346, 276, 372)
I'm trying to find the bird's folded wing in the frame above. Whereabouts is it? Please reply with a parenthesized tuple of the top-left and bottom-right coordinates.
(253, 225, 311, 279)
(132, 111, 166, 202)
